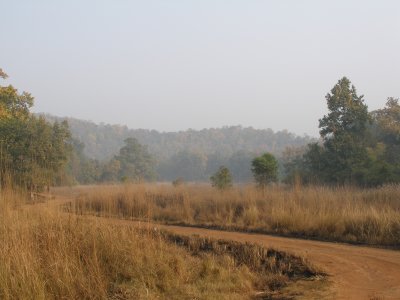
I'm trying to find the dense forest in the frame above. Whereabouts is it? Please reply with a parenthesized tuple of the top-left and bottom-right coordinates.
(42, 114, 314, 182)
(42, 114, 314, 160)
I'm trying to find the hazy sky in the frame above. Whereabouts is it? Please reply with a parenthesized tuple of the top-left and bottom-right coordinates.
(2, 1, 400, 136)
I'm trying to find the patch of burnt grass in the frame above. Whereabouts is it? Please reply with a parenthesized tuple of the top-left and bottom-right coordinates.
(156, 231, 323, 293)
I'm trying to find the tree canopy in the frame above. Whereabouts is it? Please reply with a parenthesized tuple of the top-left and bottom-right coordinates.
(0, 68, 71, 190)
(210, 166, 233, 190)
(283, 78, 400, 187)
(251, 153, 278, 188)
(114, 137, 156, 182)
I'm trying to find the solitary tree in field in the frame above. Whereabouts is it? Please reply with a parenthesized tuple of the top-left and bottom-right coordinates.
(210, 166, 232, 190)
(251, 153, 278, 188)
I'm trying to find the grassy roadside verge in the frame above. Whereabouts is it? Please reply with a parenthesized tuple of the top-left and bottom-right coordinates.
(0, 188, 325, 300)
(63, 183, 400, 247)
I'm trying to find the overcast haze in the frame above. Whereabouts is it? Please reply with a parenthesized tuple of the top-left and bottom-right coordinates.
(2, 0, 400, 136)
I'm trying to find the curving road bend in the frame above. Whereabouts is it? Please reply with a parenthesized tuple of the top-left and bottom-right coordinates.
(37, 196, 400, 300)
(145, 223, 400, 300)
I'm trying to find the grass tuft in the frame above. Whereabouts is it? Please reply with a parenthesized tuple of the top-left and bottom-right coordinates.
(0, 187, 322, 299)
(66, 183, 400, 247)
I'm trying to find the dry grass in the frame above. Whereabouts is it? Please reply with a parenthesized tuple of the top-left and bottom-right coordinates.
(0, 188, 321, 299)
(65, 183, 400, 247)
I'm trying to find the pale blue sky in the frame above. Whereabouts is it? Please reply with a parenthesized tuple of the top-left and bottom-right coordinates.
(2, 0, 400, 136)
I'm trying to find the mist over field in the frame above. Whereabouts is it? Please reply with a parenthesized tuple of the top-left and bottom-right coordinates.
(1, 1, 400, 299)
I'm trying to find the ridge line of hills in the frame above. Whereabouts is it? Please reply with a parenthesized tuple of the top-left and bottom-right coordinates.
(40, 113, 315, 161)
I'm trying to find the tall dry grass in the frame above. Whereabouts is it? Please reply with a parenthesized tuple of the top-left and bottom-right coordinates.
(66, 183, 400, 247)
(0, 187, 321, 299)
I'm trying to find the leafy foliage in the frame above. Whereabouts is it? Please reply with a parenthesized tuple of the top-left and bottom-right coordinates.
(210, 166, 233, 190)
(0, 69, 71, 190)
(319, 77, 370, 139)
(115, 137, 156, 182)
(317, 77, 370, 184)
(251, 153, 278, 188)
(284, 78, 400, 187)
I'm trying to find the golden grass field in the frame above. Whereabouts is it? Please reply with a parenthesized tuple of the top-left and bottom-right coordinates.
(66, 183, 400, 247)
(0, 187, 323, 300)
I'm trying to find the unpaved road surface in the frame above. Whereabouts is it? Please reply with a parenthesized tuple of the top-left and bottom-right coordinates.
(149, 223, 400, 300)
(39, 196, 400, 300)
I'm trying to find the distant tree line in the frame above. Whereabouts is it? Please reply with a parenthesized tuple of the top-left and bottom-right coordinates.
(3, 67, 399, 188)
(64, 137, 155, 184)
(64, 138, 254, 184)
(43, 115, 313, 183)
(54, 76, 400, 187)
(42, 115, 314, 161)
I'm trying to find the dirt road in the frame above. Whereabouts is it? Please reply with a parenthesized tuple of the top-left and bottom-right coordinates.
(146, 223, 400, 300)
(39, 196, 400, 300)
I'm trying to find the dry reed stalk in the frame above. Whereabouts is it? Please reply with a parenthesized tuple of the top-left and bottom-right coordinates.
(66, 183, 400, 246)
(0, 187, 322, 299)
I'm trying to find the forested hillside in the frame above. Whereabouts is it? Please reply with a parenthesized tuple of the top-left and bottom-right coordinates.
(42, 114, 314, 160)
(42, 114, 314, 182)
(39, 77, 400, 186)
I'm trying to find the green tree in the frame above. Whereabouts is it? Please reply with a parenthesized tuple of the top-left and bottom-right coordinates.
(114, 137, 155, 182)
(306, 77, 371, 185)
(319, 77, 370, 139)
(0, 72, 33, 119)
(101, 159, 121, 182)
(374, 97, 400, 163)
(0, 68, 71, 190)
(210, 166, 232, 190)
(361, 143, 397, 186)
(63, 138, 104, 185)
(251, 153, 278, 188)
(363, 97, 400, 184)
(281, 145, 309, 184)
